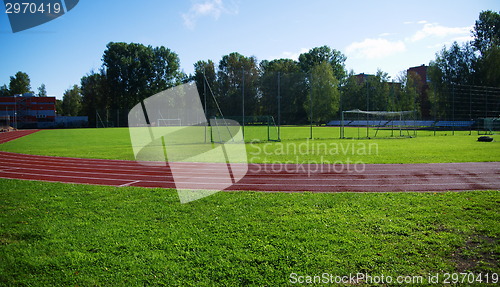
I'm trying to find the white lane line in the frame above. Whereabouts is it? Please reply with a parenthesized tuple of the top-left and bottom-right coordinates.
(2, 151, 499, 173)
(0, 169, 132, 183)
(119, 180, 142, 187)
(1, 169, 498, 189)
(2, 155, 499, 174)
(2, 163, 499, 184)
(1, 158, 499, 177)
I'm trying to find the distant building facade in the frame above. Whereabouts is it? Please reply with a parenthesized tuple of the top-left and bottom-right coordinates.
(353, 73, 374, 84)
(0, 93, 56, 128)
(407, 64, 431, 118)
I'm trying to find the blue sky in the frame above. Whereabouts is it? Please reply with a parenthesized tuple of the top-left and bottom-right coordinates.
(1, 0, 498, 99)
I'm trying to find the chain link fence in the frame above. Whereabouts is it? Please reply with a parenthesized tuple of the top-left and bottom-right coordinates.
(95, 73, 500, 140)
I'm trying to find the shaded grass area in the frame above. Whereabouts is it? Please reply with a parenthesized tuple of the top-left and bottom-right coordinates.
(0, 128, 498, 163)
(0, 179, 498, 285)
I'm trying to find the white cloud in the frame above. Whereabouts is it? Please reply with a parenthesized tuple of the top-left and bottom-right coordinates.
(182, 0, 237, 29)
(278, 48, 310, 61)
(426, 34, 475, 50)
(452, 35, 474, 43)
(345, 38, 406, 59)
(409, 22, 472, 42)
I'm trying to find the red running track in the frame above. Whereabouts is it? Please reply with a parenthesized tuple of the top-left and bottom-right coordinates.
(0, 129, 40, 144)
(1, 129, 499, 192)
(0, 151, 499, 192)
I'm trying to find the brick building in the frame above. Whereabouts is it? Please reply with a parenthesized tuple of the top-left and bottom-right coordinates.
(0, 93, 56, 128)
(407, 64, 431, 118)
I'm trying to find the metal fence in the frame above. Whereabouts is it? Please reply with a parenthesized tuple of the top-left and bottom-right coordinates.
(95, 72, 500, 139)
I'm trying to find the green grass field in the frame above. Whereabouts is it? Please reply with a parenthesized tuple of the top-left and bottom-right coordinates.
(0, 127, 498, 163)
(0, 128, 499, 285)
(1, 179, 498, 285)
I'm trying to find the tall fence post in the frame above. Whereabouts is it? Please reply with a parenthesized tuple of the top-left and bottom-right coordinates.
(203, 70, 207, 143)
(277, 72, 281, 141)
(366, 81, 369, 138)
(242, 70, 245, 139)
(340, 111, 344, 139)
(310, 73, 313, 140)
(469, 85, 472, 135)
(452, 85, 455, 135)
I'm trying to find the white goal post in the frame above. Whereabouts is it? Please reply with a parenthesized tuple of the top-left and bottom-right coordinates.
(340, 109, 417, 139)
(157, 118, 181, 127)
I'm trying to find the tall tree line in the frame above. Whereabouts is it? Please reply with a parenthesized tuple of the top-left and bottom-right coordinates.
(428, 10, 500, 120)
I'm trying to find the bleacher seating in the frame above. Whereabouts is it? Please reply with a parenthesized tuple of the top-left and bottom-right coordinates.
(435, 121, 475, 127)
(328, 120, 476, 128)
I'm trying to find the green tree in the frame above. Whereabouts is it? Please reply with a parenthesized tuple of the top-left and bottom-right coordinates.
(298, 45, 346, 82)
(340, 71, 364, 112)
(193, 60, 217, 116)
(429, 42, 476, 86)
(260, 59, 307, 124)
(395, 71, 420, 113)
(475, 46, 500, 87)
(9, 71, 32, 95)
(0, 85, 9, 97)
(37, 83, 47, 97)
(55, 99, 63, 115)
(472, 10, 500, 55)
(472, 11, 500, 87)
(81, 70, 108, 126)
(217, 52, 260, 117)
(304, 61, 340, 124)
(365, 70, 391, 111)
(102, 42, 184, 111)
(62, 85, 82, 116)
(428, 42, 477, 119)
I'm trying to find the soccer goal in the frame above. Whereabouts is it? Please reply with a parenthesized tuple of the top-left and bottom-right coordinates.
(208, 115, 279, 143)
(340, 109, 418, 139)
(157, 118, 181, 127)
(478, 117, 500, 135)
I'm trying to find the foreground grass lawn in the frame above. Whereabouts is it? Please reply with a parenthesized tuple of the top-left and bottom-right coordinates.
(0, 128, 499, 164)
(0, 179, 498, 285)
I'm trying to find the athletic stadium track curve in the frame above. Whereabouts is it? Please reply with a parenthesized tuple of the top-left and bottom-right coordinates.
(0, 130, 499, 193)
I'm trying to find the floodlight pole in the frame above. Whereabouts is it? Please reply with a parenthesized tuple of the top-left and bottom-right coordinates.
(366, 82, 369, 138)
(203, 70, 207, 143)
(14, 94, 17, 129)
(242, 70, 245, 139)
(340, 111, 344, 139)
(452, 85, 455, 136)
(310, 73, 313, 140)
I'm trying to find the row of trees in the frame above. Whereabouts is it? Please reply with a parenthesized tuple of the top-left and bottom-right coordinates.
(192, 46, 349, 124)
(192, 47, 433, 124)
(1, 10, 498, 124)
(429, 10, 500, 119)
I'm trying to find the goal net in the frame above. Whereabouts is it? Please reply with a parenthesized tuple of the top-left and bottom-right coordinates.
(478, 117, 500, 135)
(157, 118, 181, 127)
(340, 109, 418, 139)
